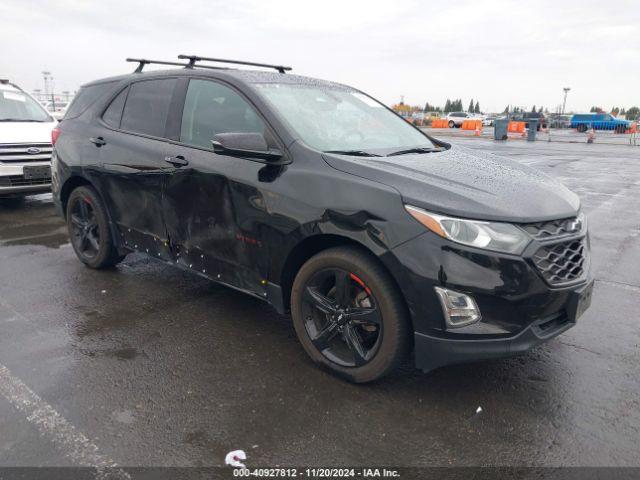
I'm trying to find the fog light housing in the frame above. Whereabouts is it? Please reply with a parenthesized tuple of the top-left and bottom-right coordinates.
(434, 287, 481, 328)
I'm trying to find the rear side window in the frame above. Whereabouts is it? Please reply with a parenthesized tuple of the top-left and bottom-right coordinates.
(64, 81, 117, 119)
(120, 79, 177, 137)
(102, 87, 128, 128)
(179, 79, 265, 149)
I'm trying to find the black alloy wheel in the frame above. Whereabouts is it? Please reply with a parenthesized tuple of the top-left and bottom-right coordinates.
(291, 247, 410, 383)
(302, 268, 382, 367)
(70, 195, 101, 259)
(66, 186, 125, 269)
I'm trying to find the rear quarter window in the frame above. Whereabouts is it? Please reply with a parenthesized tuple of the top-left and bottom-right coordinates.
(64, 81, 118, 120)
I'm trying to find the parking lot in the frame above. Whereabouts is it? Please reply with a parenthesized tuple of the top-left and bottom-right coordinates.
(0, 138, 639, 471)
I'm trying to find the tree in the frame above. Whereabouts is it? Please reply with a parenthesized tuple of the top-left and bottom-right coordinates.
(474, 102, 481, 113)
(468, 99, 474, 113)
(504, 105, 510, 113)
(444, 99, 451, 112)
(531, 105, 536, 113)
(538, 106, 543, 113)
(626, 106, 640, 121)
(424, 102, 439, 112)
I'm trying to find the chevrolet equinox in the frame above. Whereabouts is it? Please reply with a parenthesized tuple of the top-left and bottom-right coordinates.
(52, 56, 594, 382)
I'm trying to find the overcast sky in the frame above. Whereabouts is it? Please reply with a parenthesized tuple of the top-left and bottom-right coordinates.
(1, 0, 638, 113)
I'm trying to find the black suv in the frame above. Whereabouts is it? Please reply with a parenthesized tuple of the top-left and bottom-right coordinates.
(52, 56, 593, 382)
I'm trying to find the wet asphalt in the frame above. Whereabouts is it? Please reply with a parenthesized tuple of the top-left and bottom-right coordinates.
(0, 138, 638, 469)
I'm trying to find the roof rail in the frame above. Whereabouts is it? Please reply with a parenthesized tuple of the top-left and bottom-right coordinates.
(178, 55, 292, 74)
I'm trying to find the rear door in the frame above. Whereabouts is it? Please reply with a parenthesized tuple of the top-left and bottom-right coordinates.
(90, 77, 178, 254)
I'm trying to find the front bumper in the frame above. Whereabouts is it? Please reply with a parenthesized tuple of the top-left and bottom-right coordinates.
(414, 294, 586, 371)
(0, 162, 51, 196)
(383, 228, 593, 372)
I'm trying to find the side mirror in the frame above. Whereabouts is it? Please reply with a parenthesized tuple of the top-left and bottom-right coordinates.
(212, 132, 283, 162)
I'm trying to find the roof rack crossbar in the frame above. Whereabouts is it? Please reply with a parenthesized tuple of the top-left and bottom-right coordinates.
(126, 58, 194, 73)
(178, 55, 292, 74)
(125, 58, 231, 73)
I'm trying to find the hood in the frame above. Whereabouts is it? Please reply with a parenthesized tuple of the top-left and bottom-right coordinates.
(0, 120, 57, 144)
(322, 145, 580, 223)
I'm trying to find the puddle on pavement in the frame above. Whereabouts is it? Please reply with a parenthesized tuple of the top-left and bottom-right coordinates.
(79, 345, 143, 361)
(76, 309, 137, 338)
(0, 201, 69, 248)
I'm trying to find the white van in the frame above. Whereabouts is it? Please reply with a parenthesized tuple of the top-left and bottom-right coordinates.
(0, 79, 57, 197)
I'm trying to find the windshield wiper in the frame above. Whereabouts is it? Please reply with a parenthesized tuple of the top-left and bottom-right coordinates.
(0, 118, 46, 122)
(386, 147, 443, 157)
(324, 149, 382, 157)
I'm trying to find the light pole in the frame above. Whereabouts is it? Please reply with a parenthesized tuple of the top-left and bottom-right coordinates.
(42, 71, 54, 110)
(562, 87, 571, 114)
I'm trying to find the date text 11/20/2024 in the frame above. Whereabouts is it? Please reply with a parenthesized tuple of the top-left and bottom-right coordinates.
(232, 467, 401, 477)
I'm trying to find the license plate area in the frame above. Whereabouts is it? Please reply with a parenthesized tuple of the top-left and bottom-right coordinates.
(568, 280, 594, 322)
(23, 165, 51, 180)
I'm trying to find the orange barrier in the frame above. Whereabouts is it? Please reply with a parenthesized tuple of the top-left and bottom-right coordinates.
(626, 123, 638, 134)
(507, 121, 526, 133)
(431, 118, 449, 128)
(462, 119, 482, 131)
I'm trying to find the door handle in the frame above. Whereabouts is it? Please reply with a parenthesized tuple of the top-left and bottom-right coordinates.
(89, 136, 106, 147)
(164, 155, 189, 167)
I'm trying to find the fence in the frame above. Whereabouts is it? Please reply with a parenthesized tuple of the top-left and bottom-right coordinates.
(423, 117, 640, 146)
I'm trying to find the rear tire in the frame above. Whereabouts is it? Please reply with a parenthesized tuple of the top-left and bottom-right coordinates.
(448, 120, 455, 128)
(66, 186, 125, 269)
(577, 124, 588, 133)
(291, 246, 411, 383)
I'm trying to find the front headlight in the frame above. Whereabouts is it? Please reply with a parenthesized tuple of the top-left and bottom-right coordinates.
(405, 205, 531, 254)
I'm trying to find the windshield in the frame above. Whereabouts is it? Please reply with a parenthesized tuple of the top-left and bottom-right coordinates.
(0, 88, 52, 122)
(253, 83, 435, 154)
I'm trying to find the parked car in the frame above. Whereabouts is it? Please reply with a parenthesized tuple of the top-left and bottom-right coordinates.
(482, 115, 497, 127)
(43, 100, 69, 111)
(445, 111, 472, 128)
(571, 113, 630, 133)
(512, 111, 547, 131)
(549, 115, 572, 129)
(52, 56, 593, 383)
(0, 79, 57, 197)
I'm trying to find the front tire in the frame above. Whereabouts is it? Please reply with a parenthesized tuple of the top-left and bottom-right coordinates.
(66, 186, 125, 269)
(291, 247, 410, 383)
(448, 120, 455, 128)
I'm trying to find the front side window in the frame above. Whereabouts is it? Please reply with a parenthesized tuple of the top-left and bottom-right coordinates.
(253, 83, 435, 153)
(0, 87, 52, 122)
(120, 78, 177, 137)
(180, 79, 265, 149)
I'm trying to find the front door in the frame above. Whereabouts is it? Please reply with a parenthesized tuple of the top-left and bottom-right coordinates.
(162, 78, 278, 295)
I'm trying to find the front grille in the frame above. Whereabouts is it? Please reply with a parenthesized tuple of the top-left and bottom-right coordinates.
(521, 217, 582, 240)
(0, 143, 53, 163)
(0, 175, 51, 187)
(532, 238, 588, 286)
